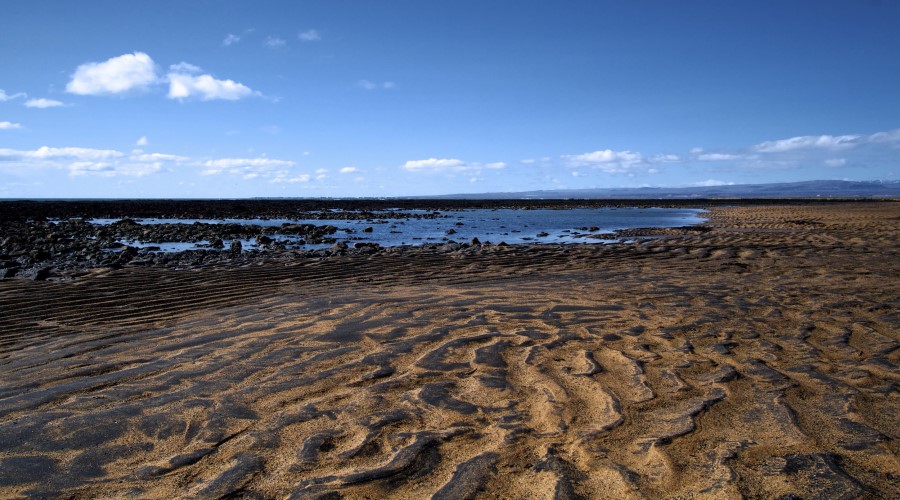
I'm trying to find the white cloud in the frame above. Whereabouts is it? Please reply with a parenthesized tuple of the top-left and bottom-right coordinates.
(271, 173, 310, 183)
(754, 134, 861, 153)
(24, 98, 64, 108)
(824, 158, 847, 167)
(402, 158, 505, 174)
(68, 161, 113, 176)
(403, 158, 466, 171)
(66, 52, 158, 95)
(0, 121, 22, 130)
(0, 146, 124, 160)
(298, 30, 321, 41)
(0, 145, 308, 181)
(0, 90, 26, 102)
(70, 159, 163, 177)
(868, 129, 900, 144)
(169, 62, 202, 74)
(563, 149, 644, 172)
(136, 136, 148, 146)
(264, 36, 286, 48)
(339, 166, 358, 174)
(357, 79, 395, 90)
(168, 70, 258, 101)
(695, 179, 735, 187)
(697, 153, 744, 161)
(201, 157, 295, 176)
(650, 154, 680, 163)
(222, 33, 241, 46)
(690, 147, 704, 154)
(0, 146, 171, 178)
(131, 152, 189, 162)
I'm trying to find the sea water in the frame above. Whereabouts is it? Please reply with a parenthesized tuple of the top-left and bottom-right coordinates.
(89, 207, 706, 251)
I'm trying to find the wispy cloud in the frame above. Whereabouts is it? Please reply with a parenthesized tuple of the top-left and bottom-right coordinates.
(0, 145, 316, 182)
(695, 179, 735, 187)
(201, 157, 295, 177)
(697, 153, 747, 161)
(298, 30, 321, 41)
(403, 158, 466, 171)
(650, 154, 681, 163)
(691, 128, 900, 171)
(753, 134, 861, 153)
(357, 79, 395, 90)
(264, 36, 286, 48)
(0, 121, 23, 130)
(0, 90, 27, 102)
(402, 158, 506, 174)
(24, 98, 65, 108)
(339, 166, 358, 174)
(271, 173, 310, 183)
(0, 146, 123, 161)
(136, 136, 148, 146)
(222, 33, 241, 46)
(66, 52, 158, 95)
(563, 149, 645, 173)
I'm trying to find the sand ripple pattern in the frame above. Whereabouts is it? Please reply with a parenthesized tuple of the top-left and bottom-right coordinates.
(0, 202, 898, 498)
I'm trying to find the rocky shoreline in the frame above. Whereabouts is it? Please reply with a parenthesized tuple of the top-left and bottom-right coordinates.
(0, 199, 728, 280)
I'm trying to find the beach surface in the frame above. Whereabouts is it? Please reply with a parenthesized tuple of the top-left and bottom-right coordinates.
(0, 202, 897, 498)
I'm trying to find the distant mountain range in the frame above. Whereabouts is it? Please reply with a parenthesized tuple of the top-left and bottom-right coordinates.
(427, 180, 900, 199)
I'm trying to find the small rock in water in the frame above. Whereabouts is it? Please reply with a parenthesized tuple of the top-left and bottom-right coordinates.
(230, 240, 242, 255)
(445, 228, 457, 235)
(470, 237, 481, 246)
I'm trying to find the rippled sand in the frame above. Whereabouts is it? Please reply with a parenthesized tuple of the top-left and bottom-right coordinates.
(1, 202, 898, 498)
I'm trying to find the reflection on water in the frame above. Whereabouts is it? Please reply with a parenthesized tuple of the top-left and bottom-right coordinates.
(95, 207, 706, 252)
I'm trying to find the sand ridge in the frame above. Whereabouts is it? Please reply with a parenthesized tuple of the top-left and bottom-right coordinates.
(0, 202, 898, 498)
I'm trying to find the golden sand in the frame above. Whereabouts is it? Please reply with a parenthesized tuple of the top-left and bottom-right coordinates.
(0, 202, 897, 498)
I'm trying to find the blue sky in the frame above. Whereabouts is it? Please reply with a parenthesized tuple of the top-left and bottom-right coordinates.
(1, 0, 898, 198)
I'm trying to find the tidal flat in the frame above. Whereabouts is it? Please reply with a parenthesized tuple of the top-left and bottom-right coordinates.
(0, 200, 897, 498)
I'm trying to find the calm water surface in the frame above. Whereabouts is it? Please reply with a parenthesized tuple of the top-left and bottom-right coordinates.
(90, 207, 706, 251)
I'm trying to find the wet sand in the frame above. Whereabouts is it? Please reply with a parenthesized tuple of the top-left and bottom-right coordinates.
(0, 202, 897, 498)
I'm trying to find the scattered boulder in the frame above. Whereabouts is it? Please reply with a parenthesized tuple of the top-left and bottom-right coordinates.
(33, 267, 52, 281)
